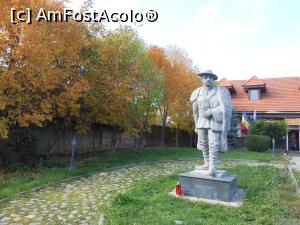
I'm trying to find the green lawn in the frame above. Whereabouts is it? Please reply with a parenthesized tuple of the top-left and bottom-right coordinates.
(293, 170, 300, 185)
(0, 147, 285, 200)
(101, 165, 300, 225)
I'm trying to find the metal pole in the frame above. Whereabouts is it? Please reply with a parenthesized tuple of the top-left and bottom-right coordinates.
(298, 126, 300, 151)
(272, 137, 275, 158)
(69, 135, 77, 170)
(286, 131, 289, 154)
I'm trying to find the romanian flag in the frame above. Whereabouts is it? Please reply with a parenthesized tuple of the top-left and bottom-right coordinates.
(241, 112, 250, 135)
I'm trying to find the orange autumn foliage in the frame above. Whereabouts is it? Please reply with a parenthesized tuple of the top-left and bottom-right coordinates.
(0, 0, 88, 138)
(165, 46, 201, 131)
(0, 0, 201, 143)
(148, 46, 201, 133)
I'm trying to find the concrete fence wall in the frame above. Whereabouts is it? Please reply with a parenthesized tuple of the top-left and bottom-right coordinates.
(27, 124, 196, 155)
(36, 124, 113, 154)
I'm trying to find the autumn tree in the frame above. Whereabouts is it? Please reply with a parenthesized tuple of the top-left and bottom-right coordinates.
(0, 0, 201, 155)
(165, 46, 200, 146)
(148, 46, 200, 146)
(128, 53, 164, 148)
(80, 26, 155, 152)
(147, 46, 171, 146)
(0, 0, 88, 139)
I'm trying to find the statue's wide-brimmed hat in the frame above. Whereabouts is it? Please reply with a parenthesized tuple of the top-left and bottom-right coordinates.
(198, 69, 218, 80)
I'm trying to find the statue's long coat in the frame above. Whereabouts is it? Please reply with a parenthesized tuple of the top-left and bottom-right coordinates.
(190, 86, 232, 152)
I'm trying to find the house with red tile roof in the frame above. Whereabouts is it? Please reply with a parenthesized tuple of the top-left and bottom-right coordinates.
(219, 76, 300, 151)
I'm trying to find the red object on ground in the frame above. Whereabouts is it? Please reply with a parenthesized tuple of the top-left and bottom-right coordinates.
(176, 182, 182, 196)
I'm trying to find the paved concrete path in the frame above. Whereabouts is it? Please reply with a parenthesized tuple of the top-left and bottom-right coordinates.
(289, 155, 300, 171)
(0, 159, 285, 225)
(286, 155, 300, 194)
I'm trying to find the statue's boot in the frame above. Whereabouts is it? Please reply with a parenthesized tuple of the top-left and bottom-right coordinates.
(199, 149, 218, 176)
(195, 149, 209, 170)
(207, 148, 218, 176)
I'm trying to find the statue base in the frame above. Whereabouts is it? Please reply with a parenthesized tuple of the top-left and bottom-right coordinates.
(179, 169, 238, 202)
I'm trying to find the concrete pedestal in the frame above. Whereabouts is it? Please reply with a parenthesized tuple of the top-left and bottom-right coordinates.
(179, 170, 238, 202)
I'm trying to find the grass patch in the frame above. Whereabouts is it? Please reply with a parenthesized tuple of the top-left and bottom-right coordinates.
(102, 165, 300, 225)
(293, 170, 300, 184)
(0, 147, 284, 200)
(220, 149, 285, 161)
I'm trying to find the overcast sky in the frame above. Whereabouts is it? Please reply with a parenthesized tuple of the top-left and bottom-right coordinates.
(70, 0, 300, 80)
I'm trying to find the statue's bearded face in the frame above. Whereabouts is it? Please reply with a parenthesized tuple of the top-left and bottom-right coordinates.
(201, 75, 214, 88)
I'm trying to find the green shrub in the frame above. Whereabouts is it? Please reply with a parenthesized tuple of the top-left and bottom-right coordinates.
(245, 135, 271, 152)
(250, 120, 287, 140)
(43, 157, 66, 168)
(8, 162, 31, 172)
(5, 127, 41, 167)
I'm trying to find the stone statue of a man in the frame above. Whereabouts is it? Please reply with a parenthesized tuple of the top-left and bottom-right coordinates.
(190, 70, 232, 176)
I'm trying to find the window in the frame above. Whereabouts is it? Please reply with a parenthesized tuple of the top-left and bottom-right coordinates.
(249, 89, 260, 101)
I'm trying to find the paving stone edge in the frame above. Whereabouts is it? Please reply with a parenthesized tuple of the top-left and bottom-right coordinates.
(0, 158, 284, 204)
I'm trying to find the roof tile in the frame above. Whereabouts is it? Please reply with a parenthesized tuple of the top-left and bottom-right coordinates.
(241, 76, 266, 86)
(219, 78, 234, 87)
(224, 77, 300, 112)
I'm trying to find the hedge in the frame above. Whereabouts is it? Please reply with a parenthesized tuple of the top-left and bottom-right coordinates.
(245, 135, 271, 152)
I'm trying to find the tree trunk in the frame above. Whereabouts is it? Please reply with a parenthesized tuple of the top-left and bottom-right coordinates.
(138, 129, 145, 148)
(159, 104, 168, 147)
(175, 128, 179, 148)
(95, 126, 103, 150)
(111, 125, 120, 154)
(160, 124, 166, 146)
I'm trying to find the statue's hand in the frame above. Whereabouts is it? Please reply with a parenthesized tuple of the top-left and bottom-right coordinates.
(204, 108, 212, 118)
(199, 111, 205, 118)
